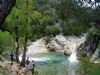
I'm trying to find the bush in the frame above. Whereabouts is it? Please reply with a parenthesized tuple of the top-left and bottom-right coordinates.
(45, 25, 61, 36)
(0, 31, 15, 52)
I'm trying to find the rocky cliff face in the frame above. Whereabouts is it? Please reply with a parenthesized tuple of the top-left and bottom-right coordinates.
(48, 34, 86, 55)
(77, 34, 100, 57)
(0, 0, 16, 25)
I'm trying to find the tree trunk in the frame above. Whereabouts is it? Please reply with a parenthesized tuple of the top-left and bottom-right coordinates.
(21, 0, 28, 67)
(14, 0, 19, 63)
(13, 2, 19, 63)
(15, 16, 19, 63)
(0, 0, 16, 25)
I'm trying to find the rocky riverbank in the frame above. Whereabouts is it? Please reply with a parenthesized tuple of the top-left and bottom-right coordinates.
(19, 34, 86, 61)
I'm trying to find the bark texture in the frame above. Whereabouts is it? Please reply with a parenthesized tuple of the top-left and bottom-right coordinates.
(0, 0, 16, 25)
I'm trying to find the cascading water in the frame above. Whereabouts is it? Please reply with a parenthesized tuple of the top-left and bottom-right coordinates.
(67, 42, 78, 75)
(68, 43, 78, 63)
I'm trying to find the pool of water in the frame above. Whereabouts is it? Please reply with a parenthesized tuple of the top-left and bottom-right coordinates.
(29, 52, 100, 75)
(36, 61, 68, 75)
(30, 52, 77, 75)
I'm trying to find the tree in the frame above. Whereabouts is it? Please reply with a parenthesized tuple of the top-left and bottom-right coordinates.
(14, 2, 19, 63)
(56, 0, 91, 35)
(21, 0, 29, 66)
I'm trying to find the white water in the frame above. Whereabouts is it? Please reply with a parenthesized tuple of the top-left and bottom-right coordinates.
(67, 43, 78, 75)
(19, 55, 51, 62)
(68, 42, 78, 63)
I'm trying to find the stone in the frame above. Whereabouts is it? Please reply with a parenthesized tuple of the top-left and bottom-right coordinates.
(77, 34, 100, 57)
(90, 49, 100, 63)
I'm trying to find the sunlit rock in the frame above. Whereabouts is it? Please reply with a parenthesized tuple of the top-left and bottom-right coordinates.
(90, 49, 100, 63)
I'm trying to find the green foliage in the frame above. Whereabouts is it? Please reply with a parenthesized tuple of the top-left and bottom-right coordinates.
(91, 6, 100, 22)
(97, 44, 100, 50)
(0, 31, 15, 52)
(90, 64, 100, 75)
(2, 0, 100, 42)
(62, 19, 88, 35)
(79, 58, 100, 75)
(88, 27, 100, 35)
(5, 0, 59, 41)
(56, 0, 92, 35)
(45, 25, 61, 36)
(79, 58, 93, 75)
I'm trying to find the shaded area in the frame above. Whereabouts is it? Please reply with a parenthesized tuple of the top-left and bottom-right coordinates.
(0, 0, 16, 25)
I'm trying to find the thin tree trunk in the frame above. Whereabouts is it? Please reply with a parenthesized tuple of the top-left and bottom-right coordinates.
(15, 16, 19, 63)
(21, 0, 28, 67)
(15, 3, 19, 63)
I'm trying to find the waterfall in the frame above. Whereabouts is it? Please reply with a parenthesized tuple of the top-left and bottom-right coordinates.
(68, 42, 78, 63)
(66, 35, 86, 75)
(67, 42, 78, 75)
(67, 35, 86, 64)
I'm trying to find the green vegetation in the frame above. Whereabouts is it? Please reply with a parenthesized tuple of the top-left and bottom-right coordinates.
(97, 44, 100, 50)
(91, 64, 100, 75)
(79, 57, 100, 75)
(0, 0, 100, 75)
(0, 0, 100, 54)
(0, 31, 15, 52)
(0, 67, 9, 75)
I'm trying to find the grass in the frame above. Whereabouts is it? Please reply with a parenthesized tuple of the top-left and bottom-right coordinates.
(90, 64, 100, 75)
(79, 57, 100, 75)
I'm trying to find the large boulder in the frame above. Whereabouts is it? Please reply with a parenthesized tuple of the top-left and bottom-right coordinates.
(0, 0, 16, 25)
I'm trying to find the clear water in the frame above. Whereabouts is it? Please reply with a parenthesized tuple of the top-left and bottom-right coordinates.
(32, 52, 79, 75)
(31, 52, 100, 75)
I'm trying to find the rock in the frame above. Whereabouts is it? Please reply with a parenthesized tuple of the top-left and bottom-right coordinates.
(26, 38, 48, 55)
(48, 35, 70, 54)
(77, 34, 100, 57)
(64, 49, 71, 56)
(90, 49, 100, 63)
(48, 34, 85, 55)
